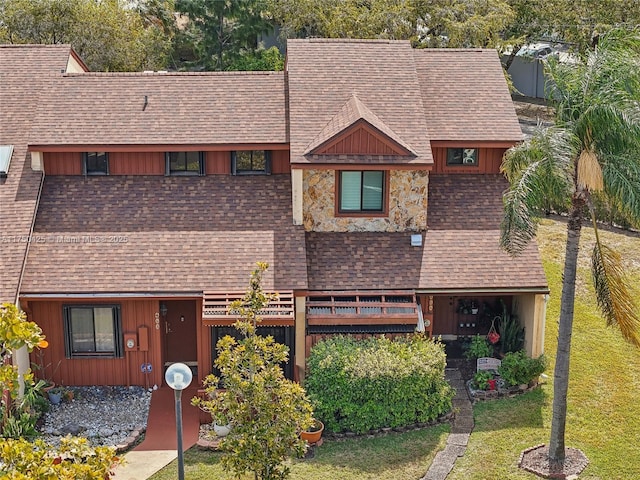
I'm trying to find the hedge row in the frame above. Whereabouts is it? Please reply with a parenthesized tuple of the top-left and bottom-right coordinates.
(304, 335, 454, 434)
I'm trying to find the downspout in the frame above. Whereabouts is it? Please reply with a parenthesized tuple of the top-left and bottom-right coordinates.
(14, 167, 45, 396)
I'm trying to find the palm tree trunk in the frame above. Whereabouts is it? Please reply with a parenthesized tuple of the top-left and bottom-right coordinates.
(549, 201, 584, 461)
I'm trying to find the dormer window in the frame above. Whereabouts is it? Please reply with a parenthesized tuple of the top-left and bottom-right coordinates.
(447, 148, 477, 166)
(166, 151, 205, 175)
(83, 152, 109, 175)
(231, 151, 271, 175)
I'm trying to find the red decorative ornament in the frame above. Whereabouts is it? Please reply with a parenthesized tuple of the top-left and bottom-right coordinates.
(487, 331, 500, 344)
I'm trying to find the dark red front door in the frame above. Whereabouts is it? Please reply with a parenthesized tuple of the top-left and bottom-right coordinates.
(163, 300, 197, 365)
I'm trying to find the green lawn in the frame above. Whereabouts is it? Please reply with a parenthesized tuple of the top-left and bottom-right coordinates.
(149, 425, 449, 480)
(151, 218, 640, 480)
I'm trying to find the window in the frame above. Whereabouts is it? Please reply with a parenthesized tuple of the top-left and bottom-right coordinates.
(165, 151, 205, 175)
(0, 145, 14, 178)
(63, 305, 122, 358)
(231, 151, 271, 175)
(447, 148, 477, 166)
(338, 170, 385, 213)
(83, 152, 109, 175)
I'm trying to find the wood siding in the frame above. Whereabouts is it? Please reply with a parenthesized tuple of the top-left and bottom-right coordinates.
(314, 123, 408, 155)
(44, 152, 82, 175)
(271, 150, 290, 174)
(28, 299, 164, 387)
(431, 147, 507, 174)
(42, 149, 290, 176)
(110, 152, 164, 175)
(206, 151, 231, 174)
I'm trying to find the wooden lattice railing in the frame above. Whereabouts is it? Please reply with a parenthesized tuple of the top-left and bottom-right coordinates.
(202, 291, 294, 326)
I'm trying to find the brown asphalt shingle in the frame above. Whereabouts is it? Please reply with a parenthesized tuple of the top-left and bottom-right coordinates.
(0, 45, 74, 303)
(305, 231, 547, 292)
(287, 39, 433, 166)
(428, 174, 508, 230)
(21, 175, 307, 293)
(304, 95, 417, 156)
(414, 49, 523, 142)
(28, 71, 287, 147)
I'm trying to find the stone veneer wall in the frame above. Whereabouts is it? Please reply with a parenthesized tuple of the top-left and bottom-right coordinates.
(302, 169, 428, 232)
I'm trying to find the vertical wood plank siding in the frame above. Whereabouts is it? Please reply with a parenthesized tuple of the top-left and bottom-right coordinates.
(206, 151, 231, 174)
(28, 299, 164, 387)
(109, 152, 165, 175)
(432, 147, 507, 174)
(43, 152, 82, 175)
(42, 149, 290, 176)
(196, 297, 211, 385)
(271, 150, 291, 174)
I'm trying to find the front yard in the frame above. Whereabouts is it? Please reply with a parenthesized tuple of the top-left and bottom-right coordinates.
(151, 218, 640, 479)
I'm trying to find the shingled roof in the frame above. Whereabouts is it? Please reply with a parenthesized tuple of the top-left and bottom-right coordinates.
(21, 175, 307, 294)
(28, 71, 287, 147)
(305, 231, 547, 293)
(413, 49, 523, 142)
(0, 45, 76, 303)
(304, 94, 417, 156)
(287, 39, 433, 166)
(427, 174, 508, 230)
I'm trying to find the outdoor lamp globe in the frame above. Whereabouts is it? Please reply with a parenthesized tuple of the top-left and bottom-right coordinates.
(165, 362, 193, 391)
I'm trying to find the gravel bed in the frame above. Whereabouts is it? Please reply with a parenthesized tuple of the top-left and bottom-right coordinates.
(39, 386, 152, 448)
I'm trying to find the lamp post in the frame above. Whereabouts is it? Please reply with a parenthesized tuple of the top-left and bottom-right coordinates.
(165, 362, 193, 480)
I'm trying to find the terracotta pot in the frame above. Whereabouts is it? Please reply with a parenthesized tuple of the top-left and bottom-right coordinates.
(301, 420, 324, 444)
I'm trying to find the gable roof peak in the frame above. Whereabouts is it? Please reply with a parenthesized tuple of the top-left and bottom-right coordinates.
(304, 93, 417, 156)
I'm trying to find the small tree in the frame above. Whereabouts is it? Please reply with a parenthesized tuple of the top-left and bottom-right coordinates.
(193, 263, 313, 480)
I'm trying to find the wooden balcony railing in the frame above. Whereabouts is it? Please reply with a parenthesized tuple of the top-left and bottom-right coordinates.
(203, 291, 294, 326)
(306, 291, 419, 325)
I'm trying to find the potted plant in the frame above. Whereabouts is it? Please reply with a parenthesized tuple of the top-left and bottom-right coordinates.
(300, 419, 324, 444)
(48, 386, 64, 405)
(212, 412, 231, 437)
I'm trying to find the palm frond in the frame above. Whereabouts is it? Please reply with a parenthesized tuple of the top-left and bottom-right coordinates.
(591, 234, 640, 347)
(577, 149, 603, 192)
(500, 165, 538, 255)
(601, 152, 640, 225)
(500, 126, 577, 255)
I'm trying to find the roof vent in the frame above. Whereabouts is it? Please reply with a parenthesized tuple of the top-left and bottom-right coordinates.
(0, 145, 14, 178)
(411, 234, 422, 247)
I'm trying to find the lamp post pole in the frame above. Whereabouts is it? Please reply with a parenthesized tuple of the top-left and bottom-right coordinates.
(165, 362, 193, 480)
(174, 388, 185, 480)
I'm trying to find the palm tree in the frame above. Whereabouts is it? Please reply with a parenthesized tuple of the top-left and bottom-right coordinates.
(501, 28, 640, 464)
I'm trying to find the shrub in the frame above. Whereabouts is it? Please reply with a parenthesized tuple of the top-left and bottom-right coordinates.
(498, 350, 547, 386)
(464, 335, 493, 360)
(472, 371, 493, 390)
(496, 301, 525, 355)
(304, 334, 454, 434)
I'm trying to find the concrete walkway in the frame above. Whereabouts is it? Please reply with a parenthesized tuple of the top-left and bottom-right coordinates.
(422, 368, 474, 480)
(111, 387, 200, 479)
(112, 450, 177, 480)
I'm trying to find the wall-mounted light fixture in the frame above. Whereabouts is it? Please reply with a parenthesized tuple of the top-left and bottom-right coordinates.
(160, 302, 168, 317)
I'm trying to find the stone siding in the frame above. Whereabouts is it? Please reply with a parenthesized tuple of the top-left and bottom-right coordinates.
(302, 169, 428, 232)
